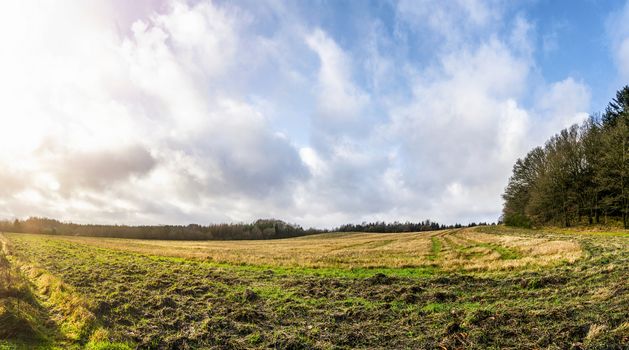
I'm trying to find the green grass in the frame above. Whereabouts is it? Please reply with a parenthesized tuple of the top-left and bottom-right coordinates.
(421, 302, 449, 313)
(428, 237, 442, 261)
(0, 227, 627, 349)
(477, 242, 521, 260)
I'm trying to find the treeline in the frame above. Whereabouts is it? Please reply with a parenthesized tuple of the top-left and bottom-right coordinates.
(503, 86, 629, 228)
(0, 217, 491, 240)
(0, 217, 317, 240)
(337, 220, 491, 233)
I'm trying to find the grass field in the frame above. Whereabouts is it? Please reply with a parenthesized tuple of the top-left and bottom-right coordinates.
(0, 226, 627, 349)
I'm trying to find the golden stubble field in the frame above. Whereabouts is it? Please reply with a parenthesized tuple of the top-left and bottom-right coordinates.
(46, 227, 582, 270)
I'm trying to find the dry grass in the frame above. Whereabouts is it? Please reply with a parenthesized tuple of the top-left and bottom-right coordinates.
(42, 227, 582, 271)
(448, 230, 583, 270)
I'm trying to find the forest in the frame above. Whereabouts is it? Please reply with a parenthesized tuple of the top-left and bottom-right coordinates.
(336, 221, 489, 233)
(502, 86, 629, 228)
(0, 217, 467, 240)
(0, 217, 313, 240)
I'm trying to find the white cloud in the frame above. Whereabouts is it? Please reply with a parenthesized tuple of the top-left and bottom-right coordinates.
(0, 0, 307, 224)
(313, 16, 590, 226)
(608, 1, 629, 78)
(396, 0, 500, 46)
(0, 1, 594, 228)
(379, 38, 534, 224)
(618, 39, 629, 78)
(535, 78, 591, 134)
(306, 29, 369, 125)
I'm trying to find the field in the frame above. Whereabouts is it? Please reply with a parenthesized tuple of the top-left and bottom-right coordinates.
(0, 226, 627, 349)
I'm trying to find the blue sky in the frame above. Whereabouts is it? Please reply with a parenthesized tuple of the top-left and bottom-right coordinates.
(529, 0, 622, 109)
(0, 0, 628, 228)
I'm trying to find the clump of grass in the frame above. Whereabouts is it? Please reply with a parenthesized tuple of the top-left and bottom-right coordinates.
(422, 302, 449, 313)
(246, 332, 262, 345)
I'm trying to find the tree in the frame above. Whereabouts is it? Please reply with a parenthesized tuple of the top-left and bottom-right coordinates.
(580, 117, 603, 224)
(597, 121, 629, 227)
(502, 147, 545, 227)
(602, 85, 629, 127)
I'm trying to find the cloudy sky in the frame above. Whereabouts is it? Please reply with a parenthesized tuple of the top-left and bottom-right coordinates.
(1, 0, 628, 228)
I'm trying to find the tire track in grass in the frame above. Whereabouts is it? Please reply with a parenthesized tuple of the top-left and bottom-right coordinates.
(453, 230, 521, 260)
(428, 237, 442, 261)
(449, 232, 491, 260)
(482, 243, 521, 260)
(440, 235, 465, 263)
(442, 232, 492, 260)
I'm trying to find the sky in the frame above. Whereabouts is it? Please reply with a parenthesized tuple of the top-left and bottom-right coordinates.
(0, 0, 628, 228)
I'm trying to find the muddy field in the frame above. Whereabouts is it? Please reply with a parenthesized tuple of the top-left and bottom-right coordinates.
(0, 227, 627, 349)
